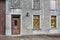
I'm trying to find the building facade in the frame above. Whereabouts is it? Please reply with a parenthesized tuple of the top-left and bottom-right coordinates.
(0, 0, 60, 36)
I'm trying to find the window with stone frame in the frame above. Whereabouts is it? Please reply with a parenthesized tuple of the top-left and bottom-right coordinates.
(11, 0, 20, 8)
(50, 0, 56, 9)
(33, 15, 40, 29)
(33, 0, 40, 9)
(51, 16, 56, 28)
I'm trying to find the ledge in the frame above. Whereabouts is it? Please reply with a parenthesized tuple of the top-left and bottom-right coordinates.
(32, 28, 41, 30)
(0, 34, 60, 38)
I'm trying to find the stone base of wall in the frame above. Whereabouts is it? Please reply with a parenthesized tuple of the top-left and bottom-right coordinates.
(0, 35, 60, 40)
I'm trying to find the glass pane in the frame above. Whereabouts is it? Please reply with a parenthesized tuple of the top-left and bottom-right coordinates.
(14, 20, 17, 26)
(50, 0, 56, 9)
(33, 15, 40, 29)
(11, 0, 20, 8)
(33, 0, 40, 9)
(51, 16, 56, 28)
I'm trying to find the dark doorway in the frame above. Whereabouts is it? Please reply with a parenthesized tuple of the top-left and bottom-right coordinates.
(11, 15, 20, 35)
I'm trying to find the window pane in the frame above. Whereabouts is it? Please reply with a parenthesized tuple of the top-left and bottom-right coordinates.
(11, 0, 20, 8)
(14, 20, 17, 26)
(50, 0, 56, 9)
(33, 15, 40, 29)
(33, 0, 40, 9)
(51, 16, 56, 28)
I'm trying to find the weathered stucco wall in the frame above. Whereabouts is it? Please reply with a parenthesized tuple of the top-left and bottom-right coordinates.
(6, 0, 60, 35)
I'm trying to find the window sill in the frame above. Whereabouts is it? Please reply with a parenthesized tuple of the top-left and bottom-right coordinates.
(10, 7, 22, 9)
(49, 27, 58, 30)
(32, 8, 41, 10)
(32, 28, 41, 30)
(51, 27, 57, 29)
(50, 9, 57, 11)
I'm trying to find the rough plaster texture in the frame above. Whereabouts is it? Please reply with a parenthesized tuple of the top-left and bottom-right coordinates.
(6, 0, 60, 36)
(4, 0, 60, 40)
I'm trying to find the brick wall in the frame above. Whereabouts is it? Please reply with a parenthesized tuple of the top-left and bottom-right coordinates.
(0, 0, 5, 35)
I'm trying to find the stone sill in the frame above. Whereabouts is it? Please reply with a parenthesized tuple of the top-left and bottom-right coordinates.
(32, 8, 41, 10)
(32, 28, 41, 30)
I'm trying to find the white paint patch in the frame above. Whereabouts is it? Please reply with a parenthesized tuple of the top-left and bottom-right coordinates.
(11, 9, 22, 14)
(6, 15, 11, 35)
